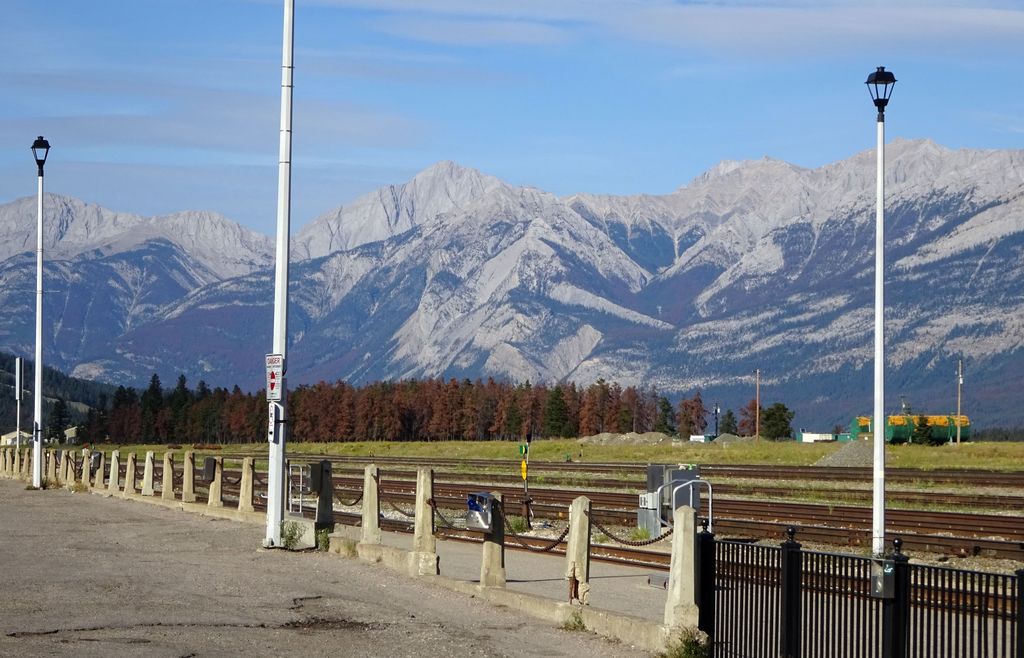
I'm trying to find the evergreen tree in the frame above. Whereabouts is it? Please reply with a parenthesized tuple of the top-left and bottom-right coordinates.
(46, 398, 70, 441)
(761, 402, 795, 440)
(543, 386, 569, 438)
(140, 374, 163, 440)
(719, 409, 738, 435)
(654, 396, 677, 435)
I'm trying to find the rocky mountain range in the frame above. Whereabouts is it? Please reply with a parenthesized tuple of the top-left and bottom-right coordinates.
(1, 138, 1023, 429)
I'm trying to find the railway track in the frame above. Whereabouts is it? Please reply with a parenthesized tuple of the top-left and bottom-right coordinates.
(142, 459, 1024, 560)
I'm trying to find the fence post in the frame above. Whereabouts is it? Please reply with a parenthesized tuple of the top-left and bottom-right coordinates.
(665, 505, 699, 628)
(697, 519, 716, 645)
(238, 457, 255, 512)
(107, 450, 121, 495)
(480, 492, 506, 588)
(208, 457, 224, 507)
(1016, 568, 1023, 658)
(409, 467, 439, 576)
(92, 451, 105, 489)
(80, 448, 90, 486)
(46, 449, 57, 484)
(779, 526, 802, 658)
(141, 451, 155, 496)
(882, 538, 911, 658)
(361, 464, 381, 545)
(162, 452, 175, 500)
(123, 452, 138, 495)
(565, 496, 592, 605)
(181, 451, 196, 502)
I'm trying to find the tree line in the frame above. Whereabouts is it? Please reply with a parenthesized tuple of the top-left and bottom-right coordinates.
(72, 373, 795, 444)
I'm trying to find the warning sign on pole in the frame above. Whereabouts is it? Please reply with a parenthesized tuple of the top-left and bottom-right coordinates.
(520, 459, 528, 481)
(265, 353, 284, 401)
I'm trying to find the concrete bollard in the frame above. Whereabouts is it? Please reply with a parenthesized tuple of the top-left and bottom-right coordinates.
(80, 449, 91, 486)
(107, 450, 121, 495)
(92, 452, 106, 490)
(664, 505, 700, 628)
(141, 451, 155, 496)
(238, 458, 255, 513)
(409, 468, 440, 576)
(124, 452, 138, 495)
(1, 448, 7, 475)
(23, 448, 33, 480)
(46, 449, 58, 484)
(161, 452, 175, 500)
(361, 464, 381, 545)
(480, 491, 506, 588)
(62, 451, 75, 488)
(181, 451, 196, 503)
(565, 495, 592, 605)
(207, 457, 224, 507)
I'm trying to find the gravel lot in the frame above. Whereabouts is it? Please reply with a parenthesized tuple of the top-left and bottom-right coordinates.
(0, 479, 648, 657)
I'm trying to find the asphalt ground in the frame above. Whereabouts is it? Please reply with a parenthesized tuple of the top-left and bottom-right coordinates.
(0, 479, 649, 657)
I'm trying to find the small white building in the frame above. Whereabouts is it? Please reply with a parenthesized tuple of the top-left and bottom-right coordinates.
(1, 430, 32, 446)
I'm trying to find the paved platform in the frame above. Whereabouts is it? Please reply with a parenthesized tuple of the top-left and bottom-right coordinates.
(365, 519, 669, 622)
(0, 479, 653, 657)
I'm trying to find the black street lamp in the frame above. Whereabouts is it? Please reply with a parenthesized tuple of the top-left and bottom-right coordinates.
(865, 66, 896, 557)
(31, 136, 51, 176)
(29, 135, 51, 488)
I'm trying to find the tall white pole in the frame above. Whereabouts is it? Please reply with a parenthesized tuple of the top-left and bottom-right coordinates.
(871, 115, 886, 557)
(266, 0, 294, 547)
(956, 359, 963, 445)
(15, 357, 22, 451)
(33, 171, 44, 488)
(754, 368, 760, 440)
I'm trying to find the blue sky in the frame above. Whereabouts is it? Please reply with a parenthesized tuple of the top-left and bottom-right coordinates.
(2, 0, 1023, 235)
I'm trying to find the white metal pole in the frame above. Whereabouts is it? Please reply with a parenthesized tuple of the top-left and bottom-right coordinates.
(15, 358, 22, 451)
(871, 117, 886, 557)
(266, 0, 294, 547)
(754, 368, 760, 440)
(956, 359, 962, 445)
(33, 172, 44, 488)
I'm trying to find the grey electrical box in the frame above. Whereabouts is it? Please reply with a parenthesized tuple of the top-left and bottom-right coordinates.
(202, 456, 216, 481)
(466, 492, 494, 532)
(309, 460, 330, 493)
(870, 559, 895, 599)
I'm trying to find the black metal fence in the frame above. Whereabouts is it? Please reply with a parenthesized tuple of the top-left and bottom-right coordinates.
(700, 528, 1023, 658)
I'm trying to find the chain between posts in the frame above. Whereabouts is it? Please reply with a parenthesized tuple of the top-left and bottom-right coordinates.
(333, 491, 363, 507)
(587, 511, 673, 547)
(384, 498, 416, 518)
(503, 515, 571, 553)
(429, 498, 462, 529)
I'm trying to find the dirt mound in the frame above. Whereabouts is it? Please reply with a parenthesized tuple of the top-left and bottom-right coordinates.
(578, 431, 673, 445)
(813, 437, 873, 467)
(711, 433, 752, 445)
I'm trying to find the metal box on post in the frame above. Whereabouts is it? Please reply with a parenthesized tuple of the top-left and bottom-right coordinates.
(466, 492, 494, 532)
(871, 559, 895, 598)
(309, 460, 330, 493)
(89, 451, 102, 477)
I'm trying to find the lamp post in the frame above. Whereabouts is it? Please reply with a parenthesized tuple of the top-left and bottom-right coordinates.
(265, 0, 294, 547)
(30, 136, 50, 489)
(866, 66, 896, 557)
(713, 402, 720, 438)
